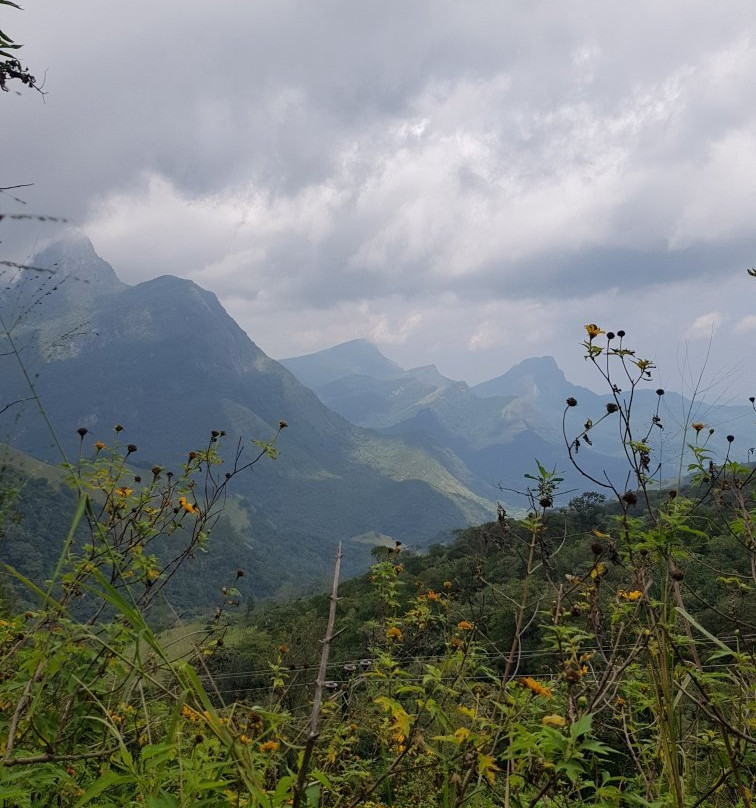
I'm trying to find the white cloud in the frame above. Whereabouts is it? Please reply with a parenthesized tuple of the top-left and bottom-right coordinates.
(4, 0, 756, 396)
(684, 312, 722, 340)
(735, 315, 756, 333)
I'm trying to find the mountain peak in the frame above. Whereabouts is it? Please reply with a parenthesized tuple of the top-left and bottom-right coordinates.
(471, 356, 568, 400)
(31, 232, 124, 292)
(280, 339, 404, 389)
(503, 356, 566, 383)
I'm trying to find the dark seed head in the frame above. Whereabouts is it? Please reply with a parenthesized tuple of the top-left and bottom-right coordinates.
(606, 331, 615, 340)
(617, 330, 625, 338)
(727, 434, 734, 443)
(670, 567, 684, 581)
(656, 388, 665, 396)
(622, 491, 638, 506)
(566, 397, 578, 407)
(668, 489, 677, 498)
(539, 496, 553, 509)
(211, 430, 220, 438)
(606, 402, 619, 414)
(114, 424, 124, 433)
(152, 466, 162, 477)
(134, 475, 142, 483)
(77, 427, 88, 438)
(127, 444, 137, 453)
(236, 569, 245, 578)
(591, 541, 603, 555)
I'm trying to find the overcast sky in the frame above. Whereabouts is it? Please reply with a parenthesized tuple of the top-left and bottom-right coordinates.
(3, 1, 755, 402)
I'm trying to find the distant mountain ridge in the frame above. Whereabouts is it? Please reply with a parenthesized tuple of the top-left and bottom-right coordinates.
(3, 237, 751, 601)
(281, 339, 404, 388)
(281, 339, 753, 500)
(0, 236, 495, 598)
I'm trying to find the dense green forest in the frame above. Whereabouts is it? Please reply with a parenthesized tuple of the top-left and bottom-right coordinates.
(0, 325, 754, 807)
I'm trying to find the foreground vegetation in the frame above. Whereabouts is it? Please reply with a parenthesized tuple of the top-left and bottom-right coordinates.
(0, 327, 754, 807)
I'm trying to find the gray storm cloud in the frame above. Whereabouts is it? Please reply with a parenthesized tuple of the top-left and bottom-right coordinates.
(3, 0, 755, 392)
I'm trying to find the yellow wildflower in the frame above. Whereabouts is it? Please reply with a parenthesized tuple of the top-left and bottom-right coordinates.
(691, 422, 706, 433)
(95, 441, 106, 451)
(520, 676, 553, 699)
(584, 323, 604, 340)
(258, 740, 280, 753)
(443, 580, 452, 589)
(115, 487, 133, 498)
(179, 496, 198, 514)
(618, 589, 643, 601)
(386, 626, 403, 641)
(457, 620, 474, 631)
(239, 734, 251, 745)
(426, 590, 441, 601)
(541, 714, 567, 728)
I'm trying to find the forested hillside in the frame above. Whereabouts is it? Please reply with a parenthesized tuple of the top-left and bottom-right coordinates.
(0, 324, 753, 807)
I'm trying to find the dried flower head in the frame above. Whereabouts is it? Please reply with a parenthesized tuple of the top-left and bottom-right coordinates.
(566, 397, 578, 407)
(520, 676, 553, 699)
(258, 740, 280, 753)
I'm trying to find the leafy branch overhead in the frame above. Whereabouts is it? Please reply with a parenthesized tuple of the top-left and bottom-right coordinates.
(0, 0, 39, 93)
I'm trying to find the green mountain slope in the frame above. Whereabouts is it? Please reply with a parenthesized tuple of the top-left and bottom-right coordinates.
(0, 236, 495, 598)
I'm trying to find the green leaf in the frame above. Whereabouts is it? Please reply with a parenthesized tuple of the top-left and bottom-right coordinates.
(675, 606, 735, 656)
(73, 773, 136, 807)
(570, 713, 593, 739)
(146, 795, 179, 808)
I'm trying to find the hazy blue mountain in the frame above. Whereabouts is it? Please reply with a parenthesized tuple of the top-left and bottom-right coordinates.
(283, 341, 628, 501)
(283, 340, 753, 504)
(0, 237, 495, 597)
(280, 339, 404, 389)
